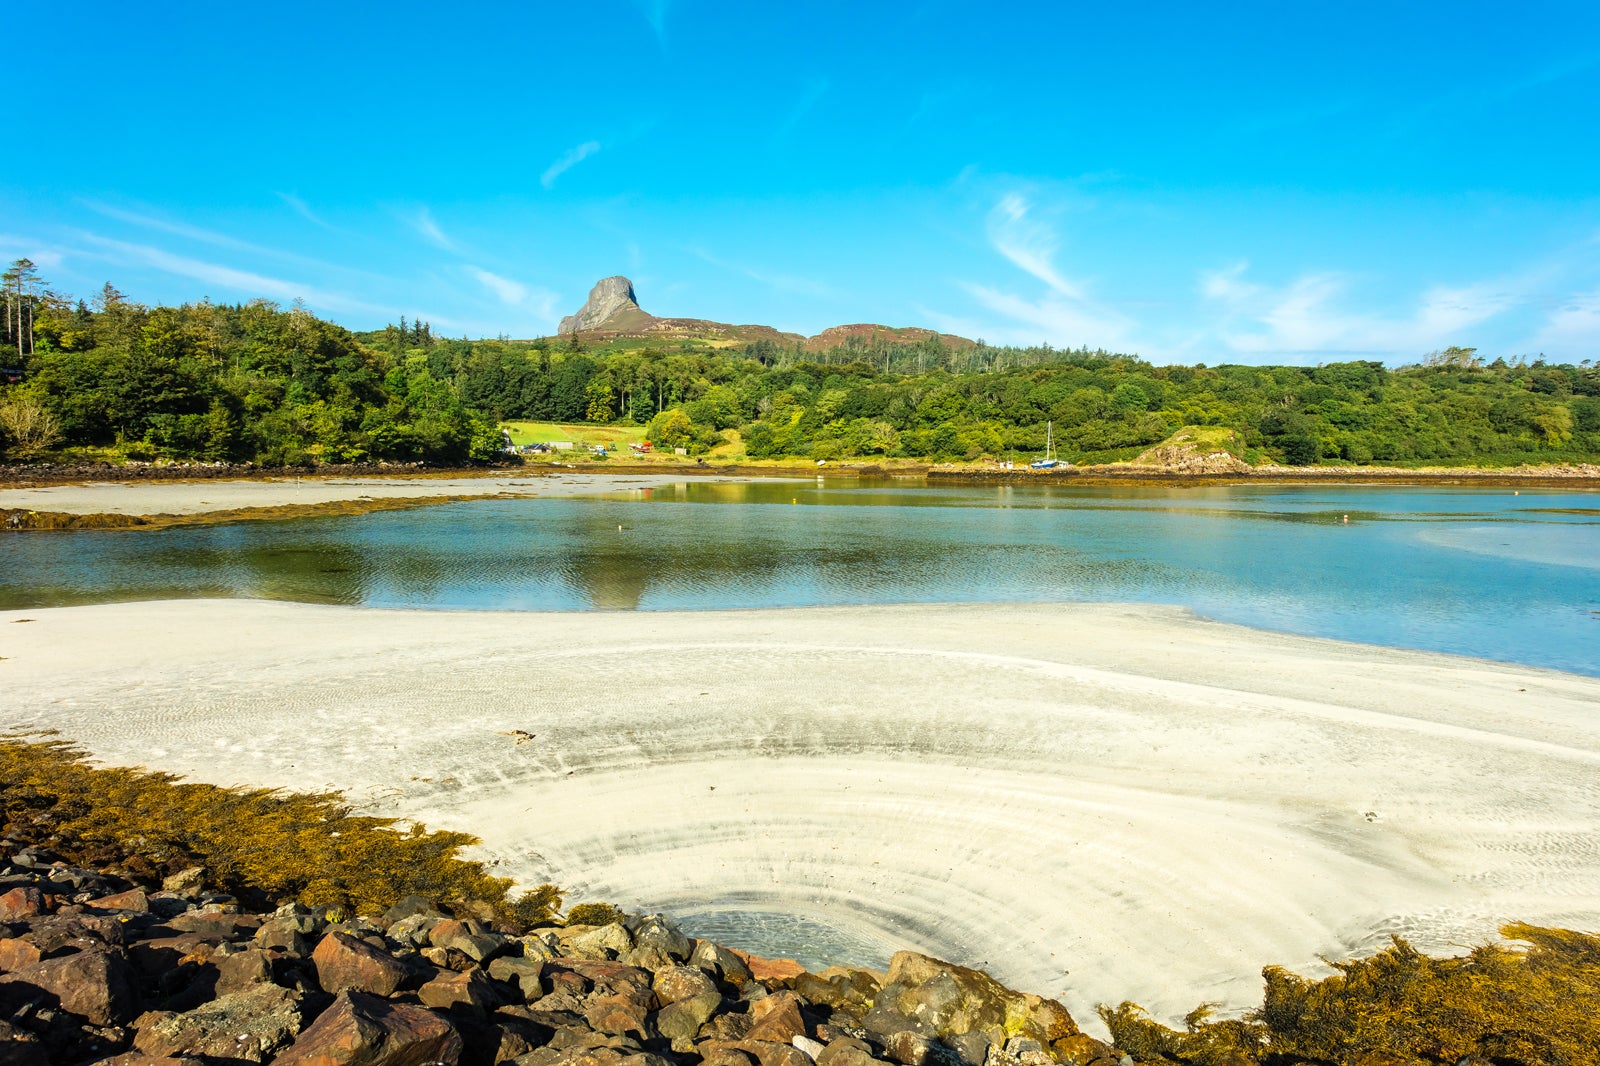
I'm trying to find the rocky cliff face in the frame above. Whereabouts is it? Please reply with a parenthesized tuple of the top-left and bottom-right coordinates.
(558, 276, 647, 334)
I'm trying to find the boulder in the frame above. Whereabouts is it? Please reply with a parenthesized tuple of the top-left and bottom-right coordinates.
(564, 923, 633, 961)
(732, 949, 806, 984)
(691, 941, 754, 987)
(89, 888, 150, 913)
(652, 965, 718, 1006)
(878, 952, 1078, 1046)
(133, 982, 307, 1063)
(164, 911, 262, 941)
(487, 955, 545, 1001)
(0, 947, 140, 1025)
(747, 991, 808, 1044)
(585, 987, 654, 1037)
(815, 1037, 880, 1066)
(631, 916, 690, 961)
(0, 888, 47, 921)
(794, 970, 879, 1015)
(652, 989, 721, 1043)
(161, 867, 206, 896)
(381, 895, 442, 924)
(385, 914, 438, 948)
(216, 947, 276, 994)
(313, 932, 410, 997)
(275, 989, 462, 1066)
(418, 969, 499, 1017)
(0, 937, 43, 973)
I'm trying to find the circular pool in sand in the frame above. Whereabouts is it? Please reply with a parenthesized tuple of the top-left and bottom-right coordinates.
(5, 598, 1600, 1031)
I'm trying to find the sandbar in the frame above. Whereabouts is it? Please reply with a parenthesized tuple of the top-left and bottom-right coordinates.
(0, 471, 758, 518)
(4, 598, 1599, 1034)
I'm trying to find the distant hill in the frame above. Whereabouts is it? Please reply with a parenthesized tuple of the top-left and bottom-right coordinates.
(555, 276, 973, 351)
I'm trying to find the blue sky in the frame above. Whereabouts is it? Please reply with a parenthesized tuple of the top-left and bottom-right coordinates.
(6, 1, 1599, 364)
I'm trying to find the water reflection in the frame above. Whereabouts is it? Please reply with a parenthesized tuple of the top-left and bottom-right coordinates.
(1, 481, 1596, 674)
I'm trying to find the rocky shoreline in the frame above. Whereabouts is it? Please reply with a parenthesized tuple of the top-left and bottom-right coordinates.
(0, 849, 1111, 1066)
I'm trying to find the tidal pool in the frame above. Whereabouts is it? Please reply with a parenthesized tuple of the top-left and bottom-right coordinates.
(2, 478, 1597, 675)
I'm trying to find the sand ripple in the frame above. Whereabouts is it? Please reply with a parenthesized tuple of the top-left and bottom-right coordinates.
(4, 599, 1599, 1031)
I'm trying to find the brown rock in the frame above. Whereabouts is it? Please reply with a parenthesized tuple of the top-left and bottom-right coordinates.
(748, 991, 808, 1044)
(0, 947, 139, 1025)
(881, 1031, 934, 1066)
(697, 1048, 757, 1066)
(274, 989, 462, 1066)
(652, 965, 718, 1006)
(0, 937, 43, 973)
(880, 952, 1079, 1045)
(164, 911, 263, 941)
(794, 970, 879, 1015)
(313, 932, 409, 997)
(75, 1055, 201, 1066)
(815, 1037, 879, 1066)
(133, 982, 306, 1063)
(736, 1041, 816, 1066)
(418, 969, 498, 1017)
(585, 988, 654, 1036)
(217, 947, 275, 993)
(128, 935, 213, 980)
(487, 955, 545, 1001)
(690, 941, 754, 986)
(90, 888, 151, 913)
(653, 990, 722, 1044)
(549, 959, 653, 994)
(0, 888, 47, 921)
(730, 948, 806, 984)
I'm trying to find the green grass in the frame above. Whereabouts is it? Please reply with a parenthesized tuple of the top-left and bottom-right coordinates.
(500, 421, 649, 449)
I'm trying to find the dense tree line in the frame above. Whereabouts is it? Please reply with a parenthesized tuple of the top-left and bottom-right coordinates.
(0, 267, 499, 464)
(379, 325, 1600, 466)
(2, 263, 1596, 467)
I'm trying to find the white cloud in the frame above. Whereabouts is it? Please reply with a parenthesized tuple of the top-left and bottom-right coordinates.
(1528, 286, 1600, 355)
(277, 192, 339, 232)
(961, 282, 1132, 349)
(1204, 263, 1528, 359)
(73, 230, 462, 329)
(986, 193, 1084, 299)
(469, 267, 526, 306)
(0, 236, 64, 271)
(412, 208, 460, 252)
(541, 141, 601, 189)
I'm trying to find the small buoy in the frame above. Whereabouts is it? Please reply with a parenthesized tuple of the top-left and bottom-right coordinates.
(1343, 514, 1349, 523)
(617, 524, 623, 532)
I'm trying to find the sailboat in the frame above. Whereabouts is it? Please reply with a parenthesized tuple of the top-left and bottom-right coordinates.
(1031, 420, 1058, 468)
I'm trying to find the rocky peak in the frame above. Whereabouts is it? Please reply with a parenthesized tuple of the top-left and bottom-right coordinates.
(558, 276, 645, 334)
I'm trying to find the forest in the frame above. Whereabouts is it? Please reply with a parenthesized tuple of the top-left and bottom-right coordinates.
(3, 260, 1598, 467)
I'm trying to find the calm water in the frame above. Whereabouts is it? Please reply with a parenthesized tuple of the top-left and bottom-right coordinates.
(3, 479, 1598, 675)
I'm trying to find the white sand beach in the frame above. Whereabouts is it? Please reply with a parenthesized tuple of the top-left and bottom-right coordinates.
(0, 471, 752, 516)
(4, 598, 1599, 1033)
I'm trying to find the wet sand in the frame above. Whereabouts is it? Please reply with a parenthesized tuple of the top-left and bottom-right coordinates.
(4, 598, 1599, 1032)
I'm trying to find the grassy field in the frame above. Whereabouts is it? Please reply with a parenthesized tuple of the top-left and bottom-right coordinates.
(500, 421, 650, 450)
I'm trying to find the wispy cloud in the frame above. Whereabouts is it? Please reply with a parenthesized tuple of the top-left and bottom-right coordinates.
(541, 141, 602, 189)
(466, 267, 561, 325)
(690, 246, 833, 298)
(770, 77, 830, 148)
(277, 192, 341, 232)
(1528, 286, 1600, 355)
(411, 208, 460, 252)
(1201, 262, 1529, 359)
(73, 230, 461, 329)
(986, 194, 1084, 299)
(0, 236, 64, 271)
(82, 200, 272, 257)
(961, 192, 1133, 348)
(635, 0, 669, 49)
